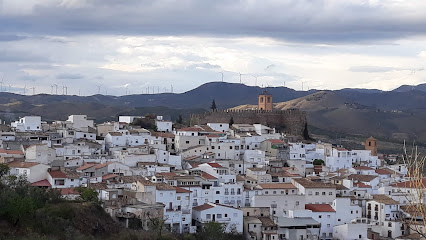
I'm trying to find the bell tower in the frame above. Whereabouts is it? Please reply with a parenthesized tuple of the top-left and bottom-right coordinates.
(365, 136, 377, 156)
(258, 90, 273, 111)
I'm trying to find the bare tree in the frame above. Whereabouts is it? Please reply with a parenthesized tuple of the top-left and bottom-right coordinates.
(396, 142, 426, 238)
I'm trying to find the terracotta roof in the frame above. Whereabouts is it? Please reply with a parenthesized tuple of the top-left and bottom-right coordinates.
(175, 186, 191, 193)
(270, 172, 300, 177)
(259, 183, 296, 189)
(31, 179, 51, 187)
(152, 132, 175, 138)
(201, 172, 217, 180)
(76, 164, 96, 171)
(60, 188, 79, 195)
(353, 166, 374, 170)
(49, 170, 67, 178)
(95, 163, 110, 169)
(334, 184, 349, 190)
(258, 217, 276, 227)
(268, 139, 284, 144)
(391, 178, 426, 189)
(7, 161, 39, 168)
(0, 149, 24, 155)
(336, 147, 348, 151)
(119, 175, 147, 183)
(293, 178, 336, 189)
(371, 195, 399, 205)
(156, 183, 176, 190)
(207, 162, 222, 168)
(108, 132, 122, 136)
(102, 173, 118, 181)
(305, 204, 335, 212)
(354, 182, 372, 188)
(375, 168, 393, 175)
(347, 174, 378, 182)
(178, 127, 203, 132)
(156, 172, 178, 179)
(193, 203, 215, 211)
(90, 182, 108, 190)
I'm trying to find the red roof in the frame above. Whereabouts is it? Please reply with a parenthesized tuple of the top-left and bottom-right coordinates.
(95, 163, 110, 169)
(0, 149, 24, 155)
(175, 187, 192, 193)
(8, 161, 39, 168)
(355, 182, 372, 188)
(60, 188, 79, 195)
(178, 127, 202, 132)
(49, 170, 67, 179)
(102, 173, 118, 181)
(31, 179, 51, 187)
(76, 164, 96, 171)
(201, 172, 217, 180)
(375, 169, 393, 175)
(268, 139, 284, 144)
(207, 162, 222, 168)
(305, 204, 335, 212)
(354, 166, 374, 170)
(391, 178, 426, 189)
(193, 203, 215, 211)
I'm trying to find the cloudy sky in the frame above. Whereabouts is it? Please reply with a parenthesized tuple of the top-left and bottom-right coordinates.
(1, 0, 426, 96)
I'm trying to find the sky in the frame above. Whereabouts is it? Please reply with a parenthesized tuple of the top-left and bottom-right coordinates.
(1, 0, 426, 96)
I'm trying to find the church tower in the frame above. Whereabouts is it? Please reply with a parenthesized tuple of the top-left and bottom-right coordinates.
(258, 90, 273, 111)
(365, 136, 377, 156)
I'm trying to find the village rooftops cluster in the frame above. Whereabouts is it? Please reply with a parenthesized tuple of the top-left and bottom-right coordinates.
(0, 114, 423, 239)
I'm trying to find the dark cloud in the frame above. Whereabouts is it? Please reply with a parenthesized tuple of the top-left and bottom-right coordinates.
(1, 1, 426, 43)
(56, 73, 84, 79)
(0, 34, 27, 42)
(0, 50, 48, 62)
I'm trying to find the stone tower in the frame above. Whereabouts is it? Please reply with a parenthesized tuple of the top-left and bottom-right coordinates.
(365, 136, 377, 156)
(258, 90, 273, 111)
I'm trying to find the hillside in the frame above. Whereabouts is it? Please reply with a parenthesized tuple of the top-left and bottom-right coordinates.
(232, 90, 426, 152)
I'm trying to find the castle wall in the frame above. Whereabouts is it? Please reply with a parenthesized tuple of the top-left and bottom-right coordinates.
(190, 109, 307, 136)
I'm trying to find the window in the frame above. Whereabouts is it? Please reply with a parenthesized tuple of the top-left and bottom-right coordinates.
(206, 214, 211, 219)
(315, 192, 319, 195)
(327, 215, 330, 218)
(186, 141, 189, 144)
(329, 192, 333, 195)
(224, 214, 228, 217)
(322, 192, 326, 195)
(296, 201, 299, 206)
(308, 191, 312, 195)
(319, 215, 322, 218)
(327, 224, 330, 227)
(217, 214, 222, 218)
(177, 196, 181, 200)
(216, 191, 220, 194)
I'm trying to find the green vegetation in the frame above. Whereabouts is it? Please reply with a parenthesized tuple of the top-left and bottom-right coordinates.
(313, 159, 324, 165)
(210, 100, 217, 111)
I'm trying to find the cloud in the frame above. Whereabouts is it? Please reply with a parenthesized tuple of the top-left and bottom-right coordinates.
(0, 50, 48, 62)
(1, 1, 426, 43)
(264, 64, 275, 71)
(0, 34, 26, 42)
(56, 73, 84, 79)
(348, 66, 406, 73)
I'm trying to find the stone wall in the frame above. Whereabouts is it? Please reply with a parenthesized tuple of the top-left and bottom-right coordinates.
(190, 109, 307, 136)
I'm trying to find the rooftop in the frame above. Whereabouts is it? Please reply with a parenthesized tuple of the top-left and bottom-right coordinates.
(305, 204, 335, 212)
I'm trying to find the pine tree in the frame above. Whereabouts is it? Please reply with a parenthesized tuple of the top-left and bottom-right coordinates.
(177, 115, 183, 124)
(210, 99, 217, 111)
(229, 117, 234, 126)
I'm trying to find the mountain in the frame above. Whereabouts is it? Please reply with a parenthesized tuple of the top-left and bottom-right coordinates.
(393, 83, 426, 92)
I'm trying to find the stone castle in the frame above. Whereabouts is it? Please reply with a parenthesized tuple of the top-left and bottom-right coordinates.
(190, 91, 307, 136)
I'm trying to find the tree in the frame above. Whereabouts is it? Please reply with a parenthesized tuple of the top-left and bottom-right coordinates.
(397, 143, 426, 238)
(210, 99, 217, 111)
(229, 117, 234, 126)
(177, 115, 183, 124)
(197, 221, 226, 240)
(76, 187, 99, 203)
(313, 159, 324, 165)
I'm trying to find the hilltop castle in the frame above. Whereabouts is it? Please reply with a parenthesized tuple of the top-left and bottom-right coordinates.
(191, 91, 307, 137)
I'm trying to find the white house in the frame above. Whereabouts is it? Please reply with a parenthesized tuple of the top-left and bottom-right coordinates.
(67, 115, 94, 131)
(11, 116, 42, 131)
(7, 161, 50, 183)
(291, 204, 336, 239)
(192, 202, 243, 233)
(155, 120, 173, 132)
(333, 223, 368, 240)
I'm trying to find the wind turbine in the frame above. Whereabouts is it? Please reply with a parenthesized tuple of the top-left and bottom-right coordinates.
(220, 72, 224, 82)
(8, 85, 11, 92)
(96, 84, 103, 94)
(53, 84, 58, 95)
(51, 85, 54, 94)
(0, 79, 4, 92)
(30, 86, 36, 95)
(301, 81, 306, 91)
(252, 75, 258, 86)
(171, 84, 173, 93)
(23, 84, 27, 95)
(62, 85, 68, 95)
(239, 72, 245, 84)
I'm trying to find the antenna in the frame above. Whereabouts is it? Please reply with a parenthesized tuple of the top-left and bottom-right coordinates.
(96, 84, 103, 94)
